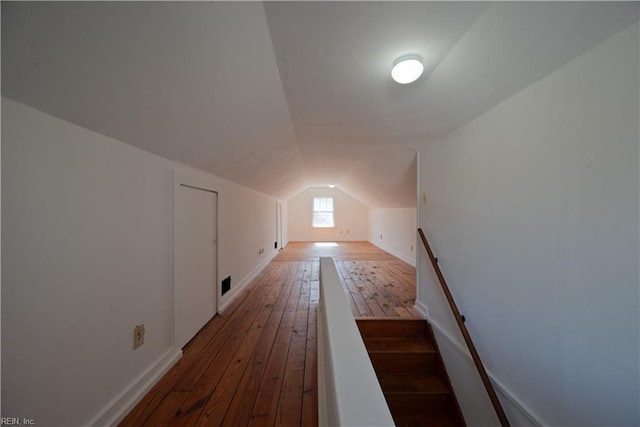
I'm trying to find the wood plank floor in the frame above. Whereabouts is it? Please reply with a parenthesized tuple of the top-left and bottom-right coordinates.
(119, 241, 417, 427)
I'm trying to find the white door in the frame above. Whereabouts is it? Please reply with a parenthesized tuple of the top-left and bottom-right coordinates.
(174, 183, 217, 349)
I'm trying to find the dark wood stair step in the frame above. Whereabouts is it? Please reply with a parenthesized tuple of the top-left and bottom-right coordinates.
(363, 336, 435, 353)
(368, 351, 435, 373)
(379, 373, 454, 415)
(384, 392, 455, 415)
(363, 336, 436, 373)
(392, 411, 465, 427)
(377, 372, 449, 394)
(356, 319, 466, 426)
(356, 318, 427, 338)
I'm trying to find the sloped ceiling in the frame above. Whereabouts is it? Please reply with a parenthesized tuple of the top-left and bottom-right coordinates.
(2, 2, 638, 208)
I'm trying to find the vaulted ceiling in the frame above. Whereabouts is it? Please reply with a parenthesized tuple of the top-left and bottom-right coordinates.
(2, 2, 637, 208)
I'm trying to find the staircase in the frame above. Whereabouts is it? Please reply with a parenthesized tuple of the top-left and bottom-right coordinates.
(356, 318, 465, 427)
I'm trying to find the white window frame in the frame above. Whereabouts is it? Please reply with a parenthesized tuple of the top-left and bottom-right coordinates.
(312, 197, 335, 228)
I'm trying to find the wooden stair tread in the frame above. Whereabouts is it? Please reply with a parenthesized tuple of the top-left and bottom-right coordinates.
(363, 336, 435, 353)
(392, 411, 464, 427)
(356, 318, 427, 338)
(358, 318, 466, 426)
(368, 352, 436, 374)
(377, 372, 449, 394)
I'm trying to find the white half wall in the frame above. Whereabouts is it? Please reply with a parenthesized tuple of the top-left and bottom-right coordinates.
(317, 257, 394, 427)
(416, 23, 639, 426)
(368, 208, 417, 266)
(1, 98, 279, 426)
(287, 186, 368, 241)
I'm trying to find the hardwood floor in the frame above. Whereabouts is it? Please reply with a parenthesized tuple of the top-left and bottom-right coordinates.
(119, 241, 417, 427)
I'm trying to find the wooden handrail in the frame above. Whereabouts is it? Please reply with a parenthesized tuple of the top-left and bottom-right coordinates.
(418, 228, 510, 427)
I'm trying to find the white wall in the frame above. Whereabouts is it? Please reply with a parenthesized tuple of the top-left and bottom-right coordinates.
(416, 23, 639, 426)
(287, 186, 368, 241)
(217, 182, 278, 309)
(1, 98, 279, 426)
(368, 208, 417, 266)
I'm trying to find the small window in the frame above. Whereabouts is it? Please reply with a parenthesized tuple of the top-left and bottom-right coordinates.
(312, 197, 334, 228)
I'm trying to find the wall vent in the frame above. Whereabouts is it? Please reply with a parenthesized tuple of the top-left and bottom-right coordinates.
(222, 276, 231, 296)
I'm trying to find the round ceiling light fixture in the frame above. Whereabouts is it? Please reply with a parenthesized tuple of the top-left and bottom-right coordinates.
(391, 54, 424, 84)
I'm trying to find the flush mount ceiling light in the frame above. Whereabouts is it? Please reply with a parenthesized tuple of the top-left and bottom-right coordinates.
(391, 54, 424, 84)
(328, 184, 336, 188)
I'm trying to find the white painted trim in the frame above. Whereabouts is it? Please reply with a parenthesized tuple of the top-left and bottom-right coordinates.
(316, 301, 334, 427)
(413, 300, 429, 318)
(368, 240, 416, 267)
(218, 249, 279, 313)
(88, 348, 183, 427)
(423, 314, 546, 427)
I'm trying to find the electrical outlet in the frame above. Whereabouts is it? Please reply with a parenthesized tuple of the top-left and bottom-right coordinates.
(133, 324, 145, 350)
(411, 245, 414, 252)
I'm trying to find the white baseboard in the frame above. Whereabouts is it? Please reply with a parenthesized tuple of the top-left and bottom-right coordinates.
(219, 249, 279, 313)
(413, 300, 429, 318)
(89, 348, 182, 427)
(368, 240, 416, 267)
(424, 316, 545, 427)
